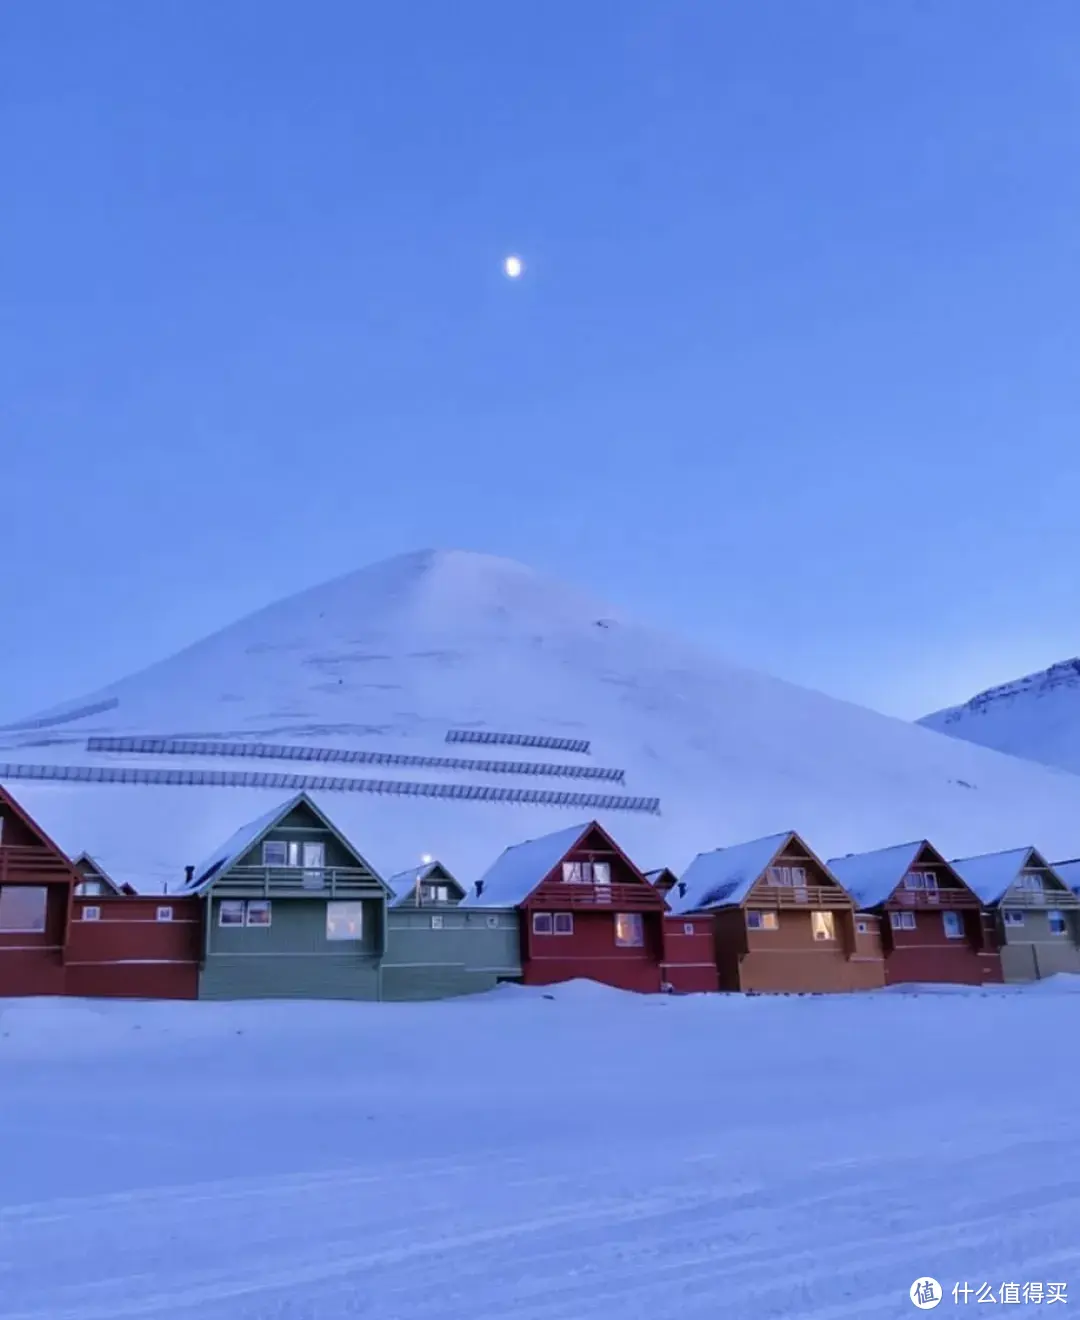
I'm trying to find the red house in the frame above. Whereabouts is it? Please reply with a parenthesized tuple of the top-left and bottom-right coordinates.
(461, 821, 669, 992)
(0, 784, 80, 997)
(65, 891, 201, 1000)
(645, 869, 719, 992)
(828, 840, 1002, 987)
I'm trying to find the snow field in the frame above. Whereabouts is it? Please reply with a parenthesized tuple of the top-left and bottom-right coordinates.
(2, 981, 1079, 1318)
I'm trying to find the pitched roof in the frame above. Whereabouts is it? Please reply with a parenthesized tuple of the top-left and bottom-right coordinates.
(666, 832, 793, 916)
(73, 852, 132, 896)
(826, 841, 927, 909)
(385, 861, 464, 906)
(459, 821, 592, 908)
(1052, 858, 1080, 896)
(950, 846, 1055, 905)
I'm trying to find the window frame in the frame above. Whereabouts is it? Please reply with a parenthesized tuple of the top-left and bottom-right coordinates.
(1002, 909, 1025, 928)
(82, 905, 102, 922)
(942, 910, 965, 940)
(532, 912, 553, 935)
(855, 919, 869, 934)
(245, 900, 272, 928)
(326, 900, 365, 941)
(747, 909, 779, 931)
(810, 910, 836, 942)
(262, 840, 288, 867)
(552, 912, 574, 936)
(613, 911, 644, 948)
(683, 921, 695, 935)
(0, 885, 49, 934)
(218, 899, 246, 928)
(890, 910, 917, 931)
(156, 906, 174, 923)
(1048, 909, 1068, 936)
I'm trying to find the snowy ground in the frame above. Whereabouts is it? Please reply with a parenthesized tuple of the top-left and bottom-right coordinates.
(2, 983, 1079, 1319)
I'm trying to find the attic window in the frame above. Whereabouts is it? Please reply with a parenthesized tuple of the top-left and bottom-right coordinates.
(1016, 872, 1044, 891)
(904, 871, 938, 891)
(767, 866, 807, 889)
(423, 884, 449, 903)
(75, 880, 105, 897)
(263, 841, 288, 867)
(562, 861, 610, 885)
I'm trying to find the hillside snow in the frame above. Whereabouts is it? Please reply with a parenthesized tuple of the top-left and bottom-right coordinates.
(920, 659, 1080, 775)
(7, 549, 1080, 887)
(2, 985, 1080, 1319)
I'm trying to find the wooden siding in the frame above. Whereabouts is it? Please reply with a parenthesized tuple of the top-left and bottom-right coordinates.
(661, 915, 718, 993)
(713, 906, 885, 994)
(522, 909, 664, 993)
(382, 907, 521, 1000)
(65, 896, 200, 999)
(994, 906, 1080, 983)
(199, 897, 383, 1000)
(882, 906, 1002, 986)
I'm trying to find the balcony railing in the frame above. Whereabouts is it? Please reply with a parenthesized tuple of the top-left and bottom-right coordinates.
(0, 845, 76, 883)
(894, 887, 979, 908)
(749, 885, 852, 909)
(1002, 889, 1080, 909)
(211, 866, 384, 898)
(535, 882, 663, 910)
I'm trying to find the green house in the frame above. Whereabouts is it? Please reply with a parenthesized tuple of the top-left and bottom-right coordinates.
(381, 859, 521, 1001)
(185, 793, 391, 1001)
(953, 846, 1080, 982)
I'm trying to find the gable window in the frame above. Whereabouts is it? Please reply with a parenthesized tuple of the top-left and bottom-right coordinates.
(301, 842, 325, 889)
(422, 884, 450, 903)
(811, 911, 836, 941)
(262, 841, 288, 867)
(532, 912, 553, 935)
(326, 901, 364, 940)
(82, 906, 101, 922)
(942, 911, 965, 940)
(219, 900, 245, 927)
(245, 901, 272, 928)
(0, 886, 47, 934)
(904, 871, 938, 891)
(75, 880, 105, 897)
(1003, 910, 1025, 928)
(1048, 910, 1068, 936)
(890, 911, 917, 931)
(562, 861, 611, 885)
(614, 912, 644, 947)
(767, 866, 808, 888)
(747, 910, 779, 931)
(156, 906, 173, 923)
(553, 912, 574, 935)
(1017, 872, 1044, 891)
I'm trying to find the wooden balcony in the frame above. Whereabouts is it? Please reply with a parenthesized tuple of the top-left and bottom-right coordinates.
(749, 885, 852, 909)
(893, 887, 979, 909)
(535, 882, 663, 910)
(1002, 888, 1080, 910)
(212, 866, 384, 899)
(0, 845, 76, 884)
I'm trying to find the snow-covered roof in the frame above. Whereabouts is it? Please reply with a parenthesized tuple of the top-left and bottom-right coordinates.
(950, 846, 1050, 905)
(1052, 858, 1080, 896)
(644, 867, 676, 883)
(384, 861, 464, 905)
(185, 795, 300, 893)
(827, 841, 927, 910)
(666, 832, 793, 915)
(459, 821, 591, 908)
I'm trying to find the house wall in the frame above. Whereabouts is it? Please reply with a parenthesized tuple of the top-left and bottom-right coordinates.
(381, 907, 521, 1000)
(0, 802, 75, 997)
(199, 896, 382, 1000)
(522, 908, 664, 993)
(996, 908, 1080, 983)
(661, 915, 718, 993)
(715, 907, 885, 994)
(882, 905, 1002, 986)
(64, 896, 200, 999)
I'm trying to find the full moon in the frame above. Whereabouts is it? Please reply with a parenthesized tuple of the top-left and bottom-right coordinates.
(503, 255, 524, 279)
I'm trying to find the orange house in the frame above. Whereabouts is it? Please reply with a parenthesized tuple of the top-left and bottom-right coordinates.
(666, 830, 885, 994)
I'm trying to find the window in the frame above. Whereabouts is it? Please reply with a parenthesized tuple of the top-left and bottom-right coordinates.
(75, 880, 104, 896)
(553, 912, 574, 935)
(811, 911, 836, 941)
(430, 914, 444, 929)
(904, 871, 938, 891)
(856, 919, 869, 934)
(422, 883, 450, 903)
(82, 906, 101, 922)
(1003, 910, 1025, 928)
(890, 910, 917, 930)
(683, 922, 695, 935)
(533, 912, 553, 934)
(747, 910, 779, 931)
(767, 866, 807, 887)
(326, 901, 364, 940)
(562, 862, 584, 883)
(301, 841, 325, 889)
(614, 912, 644, 947)
(1017, 872, 1044, 891)
(262, 841, 287, 867)
(1048, 910, 1068, 936)
(219, 900, 245, 927)
(485, 914, 499, 929)
(942, 911, 965, 940)
(156, 906, 173, 923)
(0, 886, 47, 933)
(562, 861, 610, 884)
(592, 862, 611, 886)
(246, 901, 272, 928)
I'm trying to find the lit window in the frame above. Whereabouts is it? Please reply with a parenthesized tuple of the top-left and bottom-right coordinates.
(614, 912, 644, 947)
(262, 841, 287, 867)
(1048, 910, 1068, 935)
(156, 906, 173, 923)
(562, 862, 584, 883)
(219, 900, 245, 927)
(811, 911, 835, 941)
(747, 910, 779, 931)
(82, 906, 101, 922)
(0, 886, 48, 933)
(326, 901, 364, 940)
(246, 901, 272, 928)
(553, 912, 574, 935)
(942, 911, 965, 939)
(1003, 910, 1025, 927)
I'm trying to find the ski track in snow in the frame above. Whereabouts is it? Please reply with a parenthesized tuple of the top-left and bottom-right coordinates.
(2, 987, 1078, 1319)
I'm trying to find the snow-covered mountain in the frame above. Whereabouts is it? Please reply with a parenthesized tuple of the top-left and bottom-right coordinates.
(919, 659, 1080, 774)
(7, 548, 1080, 891)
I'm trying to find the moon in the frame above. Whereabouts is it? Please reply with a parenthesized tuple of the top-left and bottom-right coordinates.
(503, 255, 524, 279)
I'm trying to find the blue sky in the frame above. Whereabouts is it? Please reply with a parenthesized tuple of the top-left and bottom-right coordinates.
(3, 1, 1079, 723)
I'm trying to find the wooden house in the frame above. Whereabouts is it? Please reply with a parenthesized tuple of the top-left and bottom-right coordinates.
(460, 821, 669, 993)
(828, 840, 1002, 986)
(668, 831, 885, 993)
(644, 868, 679, 898)
(382, 858, 520, 1000)
(953, 848, 1080, 982)
(73, 854, 137, 897)
(0, 784, 80, 997)
(184, 793, 391, 1000)
(66, 890, 201, 1000)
